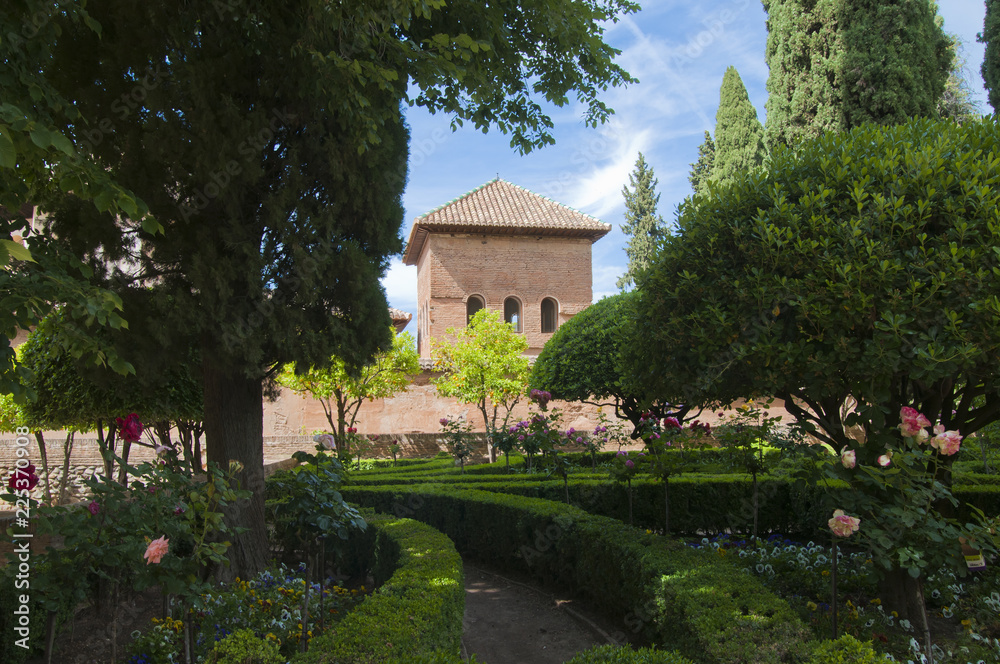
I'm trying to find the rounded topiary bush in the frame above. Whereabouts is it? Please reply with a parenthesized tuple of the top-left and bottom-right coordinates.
(565, 645, 695, 664)
(206, 628, 283, 664)
(806, 635, 892, 664)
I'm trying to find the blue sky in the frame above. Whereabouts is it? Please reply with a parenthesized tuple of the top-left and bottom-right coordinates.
(383, 0, 991, 332)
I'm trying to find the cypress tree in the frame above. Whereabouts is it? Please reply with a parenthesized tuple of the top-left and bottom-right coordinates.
(763, 0, 952, 149)
(617, 153, 665, 290)
(687, 131, 715, 195)
(713, 67, 766, 187)
(981, 0, 1000, 113)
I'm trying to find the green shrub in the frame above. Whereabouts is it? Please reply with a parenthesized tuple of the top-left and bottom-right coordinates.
(206, 628, 283, 664)
(565, 645, 695, 663)
(806, 635, 892, 663)
(292, 513, 464, 663)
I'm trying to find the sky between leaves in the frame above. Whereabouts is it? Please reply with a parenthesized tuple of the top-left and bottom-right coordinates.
(382, 0, 989, 334)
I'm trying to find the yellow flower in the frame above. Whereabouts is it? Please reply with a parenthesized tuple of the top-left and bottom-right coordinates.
(869, 598, 881, 606)
(821, 570, 830, 576)
(807, 602, 818, 611)
(891, 611, 898, 618)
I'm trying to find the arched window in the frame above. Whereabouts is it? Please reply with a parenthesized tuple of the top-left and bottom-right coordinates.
(540, 298, 558, 333)
(466, 295, 485, 325)
(504, 297, 522, 333)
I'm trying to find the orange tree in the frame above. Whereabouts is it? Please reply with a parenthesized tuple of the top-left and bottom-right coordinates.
(432, 309, 529, 462)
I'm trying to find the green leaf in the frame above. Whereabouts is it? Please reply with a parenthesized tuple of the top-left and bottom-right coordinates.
(29, 126, 52, 149)
(0, 129, 16, 168)
(49, 130, 75, 157)
(1, 240, 34, 263)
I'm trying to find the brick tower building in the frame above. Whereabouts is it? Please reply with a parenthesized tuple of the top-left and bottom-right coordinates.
(403, 178, 611, 357)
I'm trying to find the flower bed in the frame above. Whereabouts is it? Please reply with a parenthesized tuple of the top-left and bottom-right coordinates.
(690, 534, 1000, 663)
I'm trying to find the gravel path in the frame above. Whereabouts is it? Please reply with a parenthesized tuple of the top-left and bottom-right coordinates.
(461, 560, 627, 664)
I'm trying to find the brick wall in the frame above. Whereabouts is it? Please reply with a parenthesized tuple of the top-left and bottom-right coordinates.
(416, 233, 595, 356)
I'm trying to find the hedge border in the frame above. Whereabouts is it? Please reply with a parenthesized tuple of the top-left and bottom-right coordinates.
(342, 485, 814, 664)
(293, 511, 464, 664)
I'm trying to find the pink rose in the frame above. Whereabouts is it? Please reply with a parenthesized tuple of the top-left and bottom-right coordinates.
(828, 509, 860, 538)
(898, 407, 930, 439)
(840, 447, 856, 469)
(88, 501, 100, 515)
(625, 459, 634, 469)
(877, 451, 893, 467)
(143, 536, 169, 564)
(314, 434, 335, 450)
(663, 417, 681, 430)
(115, 413, 144, 443)
(930, 429, 962, 456)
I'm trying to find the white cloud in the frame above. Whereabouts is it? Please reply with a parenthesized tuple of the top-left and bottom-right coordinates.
(381, 258, 418, 318)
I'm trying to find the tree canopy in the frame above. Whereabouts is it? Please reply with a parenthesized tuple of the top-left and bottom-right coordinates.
(762, 0, 952, 149)
(277, 328, 419, 445)
(530, 291, 691, 429)
(34, 0, 637, 576)
(712, 67, 766, 187)
(617, 153, 665, 289)
(1, 1, 161, 398)
(982, 0, 1000, 113)
(687, 131, 715, 195)
(631, 116, 1000, 450)
(432, 308, 529, 447)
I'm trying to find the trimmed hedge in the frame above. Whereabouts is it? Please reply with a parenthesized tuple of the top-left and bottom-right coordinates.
(293, 512, 464, 663)
(348, 470, 1000, 539)
(341, 485, 813, 664)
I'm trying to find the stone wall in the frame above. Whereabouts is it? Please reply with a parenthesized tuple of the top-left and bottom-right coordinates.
(263, 368, 626, 438)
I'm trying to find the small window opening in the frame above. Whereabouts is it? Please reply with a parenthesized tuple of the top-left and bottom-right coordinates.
(504, 297, 522, 333)
(541, 298, 558, 333)
(466, 295, 485, 325)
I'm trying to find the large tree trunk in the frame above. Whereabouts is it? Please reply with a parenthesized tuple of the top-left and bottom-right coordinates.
(203, 361, 268, 581)
(879, 568, 932, 651)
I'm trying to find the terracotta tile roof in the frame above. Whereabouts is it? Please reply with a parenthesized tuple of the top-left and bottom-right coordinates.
(388, 308, 412, 323)
(403, 179, 610, 265)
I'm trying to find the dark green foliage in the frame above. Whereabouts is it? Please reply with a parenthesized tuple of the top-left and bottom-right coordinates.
(531, 291, 692, 427)
(687, 131, 715, 195)
(293, 513, 465, 664)
(531, 292, 637, 414)
(617, 154, 665, 289)
(837, 1, 952, 128)
(19, 312, 202, 429)
(565, 645, 694, 664)
(632, 117, 1000, 449)
(982, 0, 1000, 113)
(712, 67, 766, 186)
(342, 485, 812, 663)
(763, 0, 952, 149)
(266, 451, 366, 557)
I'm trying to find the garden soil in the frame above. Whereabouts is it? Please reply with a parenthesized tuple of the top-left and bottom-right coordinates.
(462, 560, 637, 663)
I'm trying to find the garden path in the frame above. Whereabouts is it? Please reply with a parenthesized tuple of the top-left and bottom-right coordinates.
(461, 560, 630, 663)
